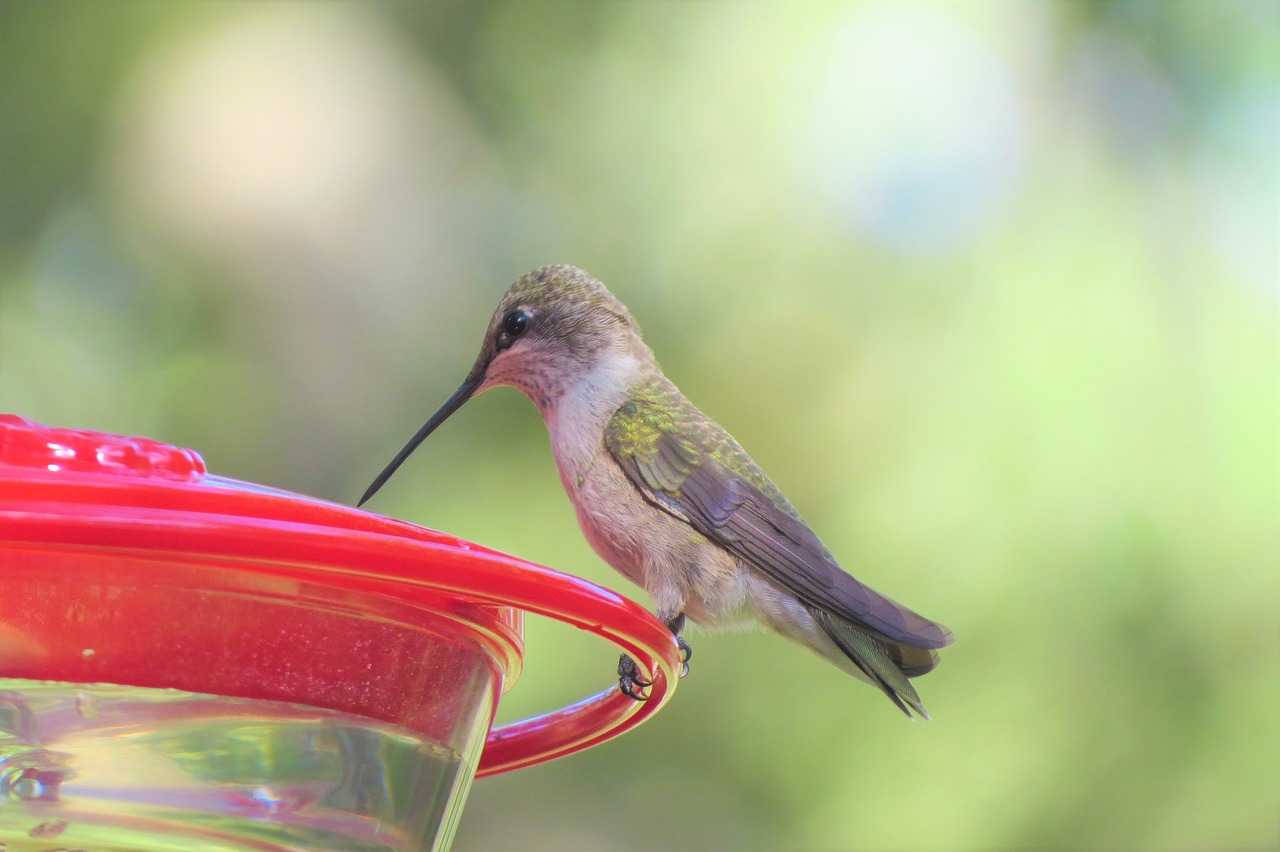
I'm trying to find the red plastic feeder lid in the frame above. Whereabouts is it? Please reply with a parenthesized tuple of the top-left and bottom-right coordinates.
(0, 414, 682, 776)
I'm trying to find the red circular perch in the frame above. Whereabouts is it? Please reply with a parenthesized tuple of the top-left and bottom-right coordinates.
(0, 414, 682, 777)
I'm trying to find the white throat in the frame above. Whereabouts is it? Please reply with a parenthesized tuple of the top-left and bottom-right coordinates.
(541, 351, 646, 477)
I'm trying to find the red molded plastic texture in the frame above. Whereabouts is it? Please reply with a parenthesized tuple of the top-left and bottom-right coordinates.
(0, 414, 681, 776)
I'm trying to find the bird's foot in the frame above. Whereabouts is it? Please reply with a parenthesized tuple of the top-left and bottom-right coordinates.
(617, 613, 694, 698)
(665, 613, 692, 679)
(675, 636, 692, 678)
(617, 654, 652, 701)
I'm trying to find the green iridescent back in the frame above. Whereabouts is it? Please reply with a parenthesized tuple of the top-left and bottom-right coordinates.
(606, 374, 803, 522)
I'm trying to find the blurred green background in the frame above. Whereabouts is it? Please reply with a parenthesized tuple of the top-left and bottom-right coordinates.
(1, 1, 1276, 849)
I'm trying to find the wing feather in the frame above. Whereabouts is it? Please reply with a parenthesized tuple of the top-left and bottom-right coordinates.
(606, 395, 954, 651)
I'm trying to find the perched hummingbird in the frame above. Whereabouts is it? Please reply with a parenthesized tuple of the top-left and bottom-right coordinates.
(359, 266, 953, 717)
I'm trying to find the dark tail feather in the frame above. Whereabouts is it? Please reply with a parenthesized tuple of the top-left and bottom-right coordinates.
(810, 608, 937, 719)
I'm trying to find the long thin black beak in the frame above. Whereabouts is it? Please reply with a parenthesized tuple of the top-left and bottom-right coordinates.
(357, 377, 480, 507)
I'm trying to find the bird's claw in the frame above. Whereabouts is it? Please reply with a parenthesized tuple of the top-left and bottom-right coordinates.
(618, 654, 652, 701)
(617, 613, 693, 698)
(665, 612, 693, 679)
(676, 637, 692, 678)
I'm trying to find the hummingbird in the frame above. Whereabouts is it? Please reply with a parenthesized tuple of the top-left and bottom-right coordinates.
(359, 265, 953, 718)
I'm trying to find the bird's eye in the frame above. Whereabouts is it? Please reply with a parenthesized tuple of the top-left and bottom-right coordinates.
(501, 308, 529, 344)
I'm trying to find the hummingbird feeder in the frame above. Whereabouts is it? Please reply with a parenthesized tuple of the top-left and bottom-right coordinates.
(0, 414, 682, 850)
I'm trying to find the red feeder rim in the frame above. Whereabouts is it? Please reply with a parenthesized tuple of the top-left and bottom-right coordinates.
(0, 414, 682, 776)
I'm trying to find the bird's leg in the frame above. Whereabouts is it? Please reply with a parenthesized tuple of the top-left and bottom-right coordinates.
(617, 654, 651, 701)
(665, 612, 692, 678)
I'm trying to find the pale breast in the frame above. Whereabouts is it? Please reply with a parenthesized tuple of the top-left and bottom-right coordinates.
(539, 360, 751, 622)
(561, 449, 651, 586)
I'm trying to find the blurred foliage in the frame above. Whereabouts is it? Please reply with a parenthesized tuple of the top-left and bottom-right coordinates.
(1, 1, 1277, 849)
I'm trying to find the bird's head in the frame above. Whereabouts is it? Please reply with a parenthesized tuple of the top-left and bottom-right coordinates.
(359, 265, 650, 505)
